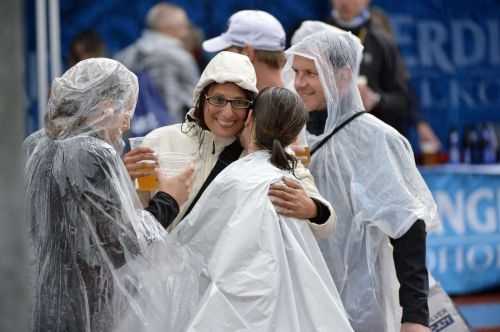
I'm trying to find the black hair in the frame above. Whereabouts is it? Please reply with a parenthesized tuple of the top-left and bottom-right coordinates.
(68, 30, 106, 66)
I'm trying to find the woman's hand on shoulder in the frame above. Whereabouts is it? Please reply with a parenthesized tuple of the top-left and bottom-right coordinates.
(268, 177, 317, 220)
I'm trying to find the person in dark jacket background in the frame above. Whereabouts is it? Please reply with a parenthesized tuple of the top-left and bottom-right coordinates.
(322, 0, 441, 153)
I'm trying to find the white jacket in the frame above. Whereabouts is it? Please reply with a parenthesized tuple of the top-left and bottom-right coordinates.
(143, 121, 336, 238)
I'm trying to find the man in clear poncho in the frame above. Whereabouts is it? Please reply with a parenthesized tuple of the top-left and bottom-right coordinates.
(283, 29, 439, 331)
(25, 58, 196, 332)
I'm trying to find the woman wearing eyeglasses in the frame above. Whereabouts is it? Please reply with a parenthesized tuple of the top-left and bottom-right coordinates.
(124, 51, 335, 236)
(162, 87, 353, 331)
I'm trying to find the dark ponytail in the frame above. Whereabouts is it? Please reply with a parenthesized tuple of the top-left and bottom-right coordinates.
(271, 138, 296, 172)
(253, 87, 308, 171)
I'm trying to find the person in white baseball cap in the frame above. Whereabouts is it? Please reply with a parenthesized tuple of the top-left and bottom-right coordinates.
(203, 10, 286, 90)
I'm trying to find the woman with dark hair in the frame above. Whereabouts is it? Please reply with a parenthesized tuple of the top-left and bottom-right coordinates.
(168, 87, 353, 331)
(244, 87, 307, 171)
(124, 51, 335, 238)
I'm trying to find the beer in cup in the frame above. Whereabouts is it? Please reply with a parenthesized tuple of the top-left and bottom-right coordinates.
(129, 137, 158, 192)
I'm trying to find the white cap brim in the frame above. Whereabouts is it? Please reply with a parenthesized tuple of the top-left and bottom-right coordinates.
(202, 35, 233, 53)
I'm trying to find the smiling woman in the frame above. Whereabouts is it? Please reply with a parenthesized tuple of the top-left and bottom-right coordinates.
(126, 51, 259, 230)
(195, 82, 254, 137)
(124, 51, 337, 238)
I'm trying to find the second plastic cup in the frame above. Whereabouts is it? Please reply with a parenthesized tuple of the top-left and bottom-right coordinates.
(158, 152, 195, 177)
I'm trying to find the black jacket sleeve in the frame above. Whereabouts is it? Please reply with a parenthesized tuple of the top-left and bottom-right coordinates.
(390, 219, 429, 326)
(309, 198, 331, 225)
(145, 191, 179, 230)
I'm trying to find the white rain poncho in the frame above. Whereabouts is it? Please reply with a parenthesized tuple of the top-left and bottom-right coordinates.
(290, 20, 345, 47)
(170, 151, 353, 332)
(25, 58, 197, 332)
(284, 30, 439, 331)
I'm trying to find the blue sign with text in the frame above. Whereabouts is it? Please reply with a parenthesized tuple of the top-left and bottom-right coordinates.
(25, 0, 500, 138)
(421, 166, 500, 294)
(376, 0, 500, 143)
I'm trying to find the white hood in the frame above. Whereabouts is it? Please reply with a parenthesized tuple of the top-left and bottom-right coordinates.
(191, 51, 258, 107)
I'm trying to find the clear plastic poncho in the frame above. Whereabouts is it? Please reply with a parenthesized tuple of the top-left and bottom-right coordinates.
(170, 151, 353, 331)
(25, 58, 197, 332)
(284, 30, 439, 331)
(290, 20, 345, 47)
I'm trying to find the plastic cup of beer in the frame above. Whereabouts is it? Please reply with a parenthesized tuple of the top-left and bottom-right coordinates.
(129, 137, 158, 192)
(357, 75, 367, 86)
(158, 152, 196, 177)
(293, 145, 311, 167)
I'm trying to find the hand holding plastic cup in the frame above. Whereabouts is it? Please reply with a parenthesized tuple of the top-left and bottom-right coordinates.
(357, 75, 367, 86)
(157, 162, 195, 206)
(158, 152, 196, 177)
(291, 144, 311, 167)
(128, 136, 158, 191)
(291, 128, 311, 167)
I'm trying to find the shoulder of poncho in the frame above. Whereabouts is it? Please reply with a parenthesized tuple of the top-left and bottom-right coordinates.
(149, 122, 205, 139)
(333, 114, 414, 174)
(58, 136, 119, 177)
(356, 114, 410, 148)
(65, 136, 117, 159)
(215, 154, 284, 188)
(45, 136, 122, 198)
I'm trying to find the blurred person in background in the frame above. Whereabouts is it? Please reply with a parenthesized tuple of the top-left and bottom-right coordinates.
(115, 2, 199, 122)
(67, 29, 107, 67)
(325, 0, 441, 155)
(123, 51, 335, 238)
(285, 28, 439, 332)
(184, 23, 207, 72)
(202, 10, 287, 90)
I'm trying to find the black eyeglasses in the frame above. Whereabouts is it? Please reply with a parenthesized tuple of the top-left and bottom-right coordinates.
(205, 94, 253, 110)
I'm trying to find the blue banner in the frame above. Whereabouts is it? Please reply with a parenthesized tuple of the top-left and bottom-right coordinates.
(376, 0, 500, 144)
(421, 165, 500, 294)
(24, 1, 500, 137)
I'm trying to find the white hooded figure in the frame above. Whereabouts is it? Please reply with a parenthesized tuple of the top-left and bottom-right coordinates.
(284, 29, 439, 331)
(168, 87, 353, 332)
(25, 58, 197, 332)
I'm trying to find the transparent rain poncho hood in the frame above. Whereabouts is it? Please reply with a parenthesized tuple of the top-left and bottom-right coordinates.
(25, 58, 198, 332)
(284, 30, 439, 331)
(290, 20, 346, 48)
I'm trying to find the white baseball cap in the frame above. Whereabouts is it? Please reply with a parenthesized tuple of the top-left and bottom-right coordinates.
(203, 10, 286, 52)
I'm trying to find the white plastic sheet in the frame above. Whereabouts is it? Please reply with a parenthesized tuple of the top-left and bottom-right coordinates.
(171, 151, 353, 332)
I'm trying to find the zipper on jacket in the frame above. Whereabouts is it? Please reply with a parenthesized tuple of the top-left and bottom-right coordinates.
(212, 140, 215, 154)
